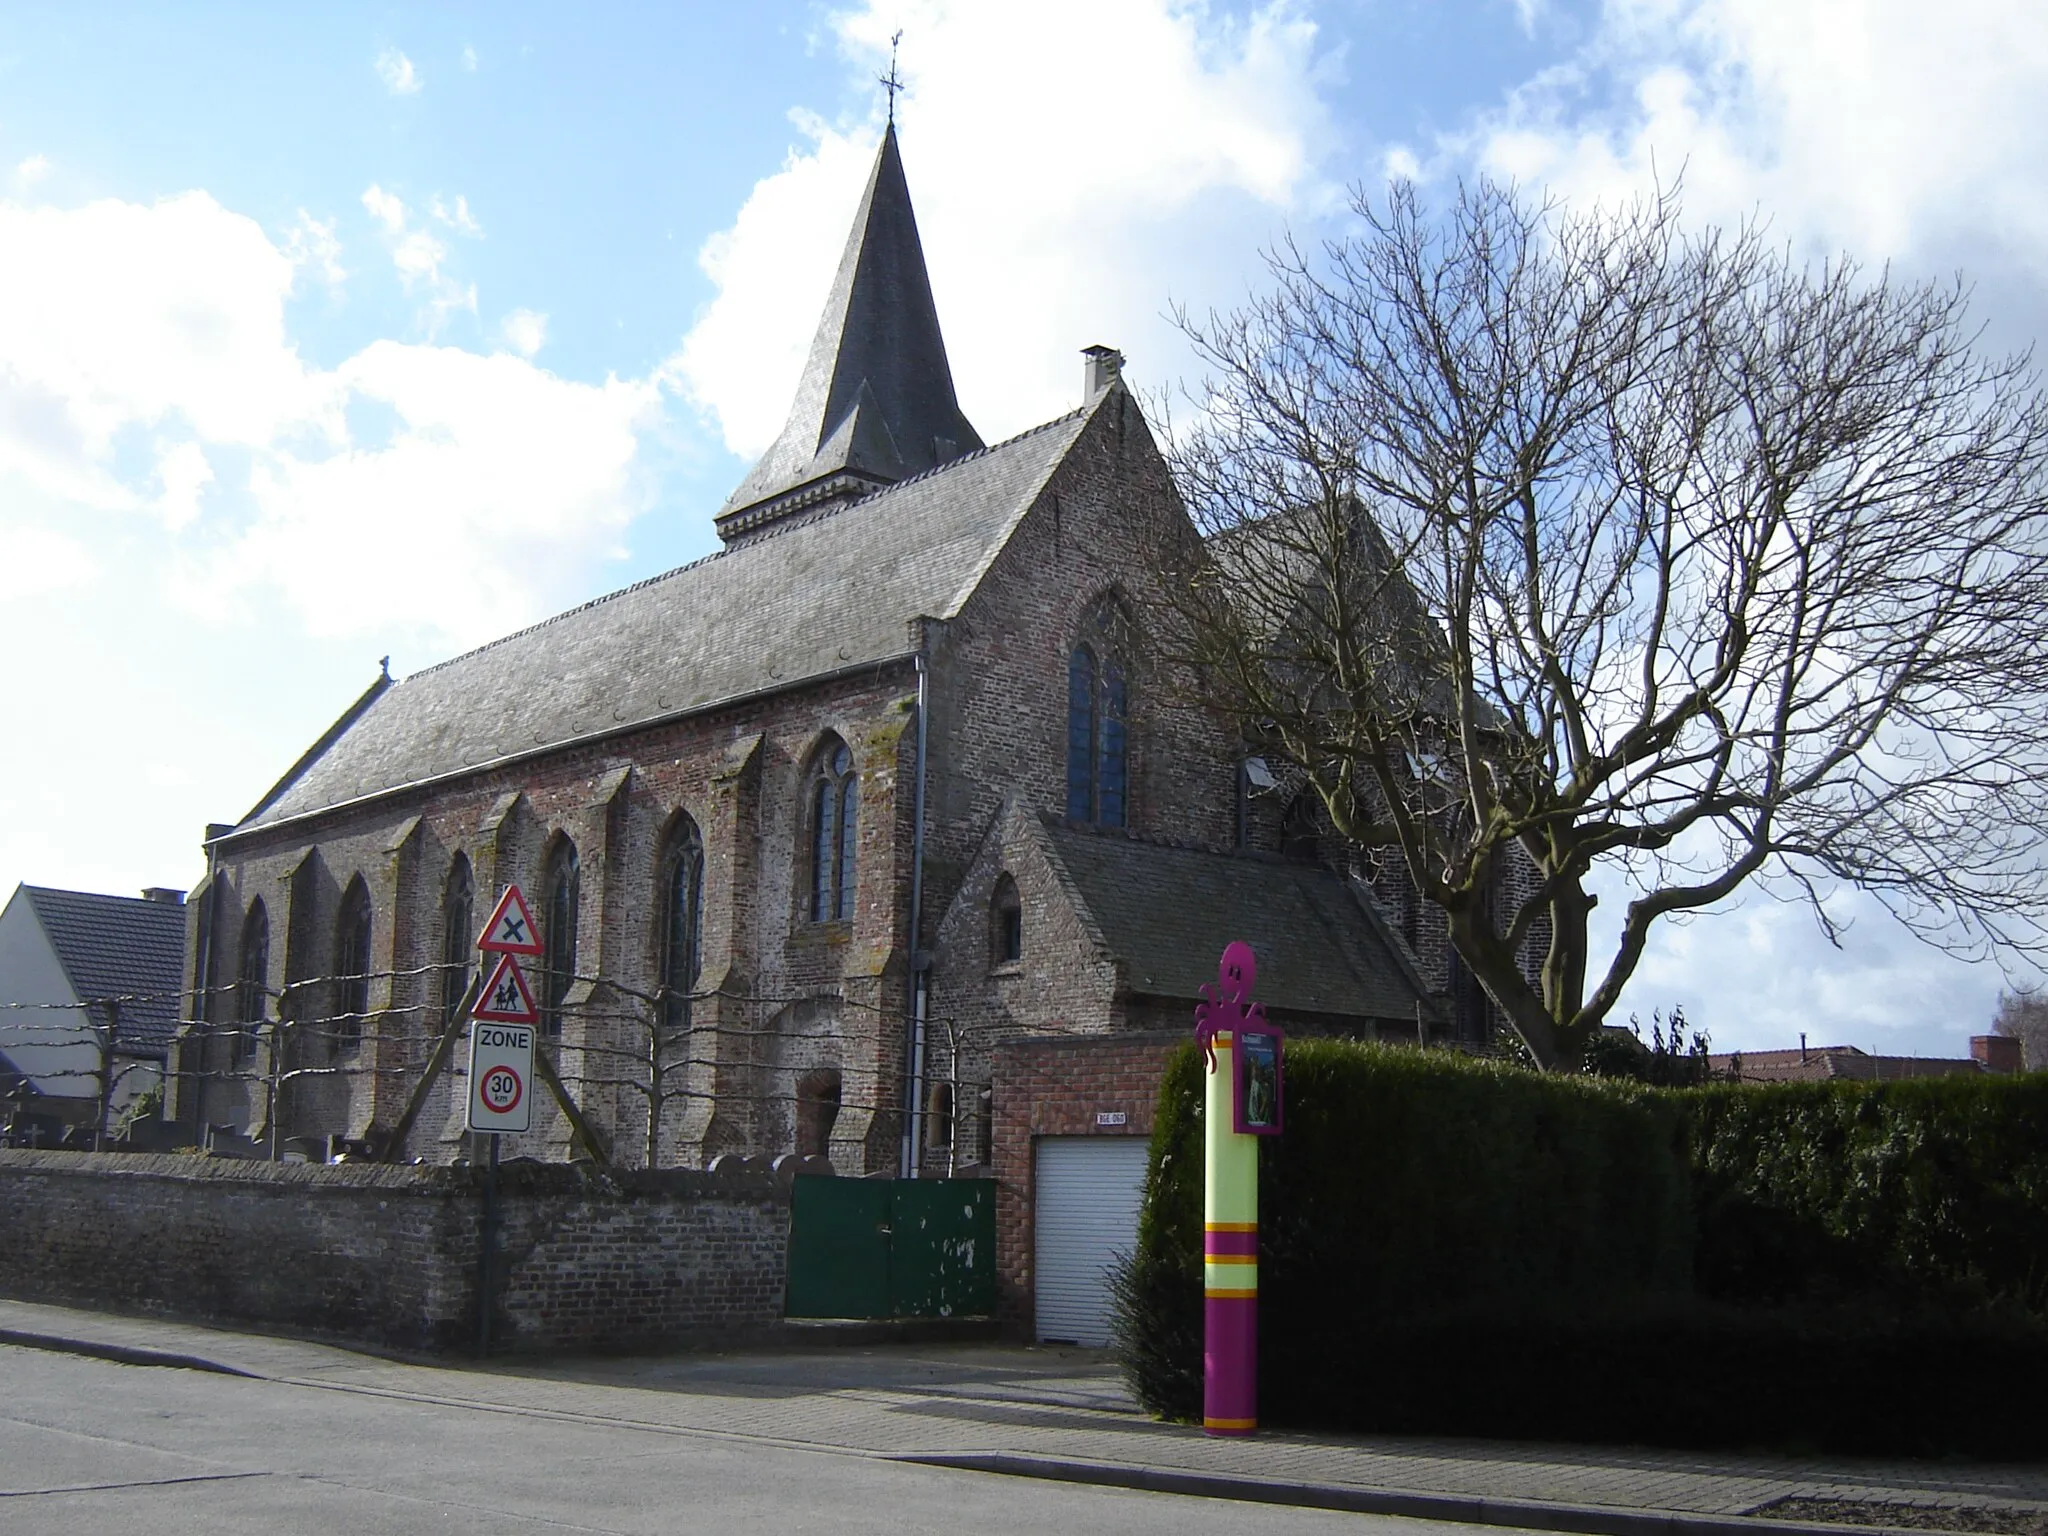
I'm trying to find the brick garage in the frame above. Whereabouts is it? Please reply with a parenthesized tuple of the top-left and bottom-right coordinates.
(990, 1031, 1183, 1335)
(0, 1149, 788, 1353)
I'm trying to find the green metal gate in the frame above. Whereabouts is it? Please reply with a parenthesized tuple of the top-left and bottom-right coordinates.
(785, 1177, 995, 1319)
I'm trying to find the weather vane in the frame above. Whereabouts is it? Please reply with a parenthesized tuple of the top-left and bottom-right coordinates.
(880, 30, 904, 124)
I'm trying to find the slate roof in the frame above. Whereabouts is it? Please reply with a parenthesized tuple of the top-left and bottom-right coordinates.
(720, 124, 983, 527)
(243, 403, 1095, 831)
(21, 887, 186, 1055)
(1036, 817, 1436, 1022)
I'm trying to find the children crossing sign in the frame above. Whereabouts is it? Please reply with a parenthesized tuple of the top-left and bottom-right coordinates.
(467, 1021, 534, 1133)
(473, 952, 540, 1024)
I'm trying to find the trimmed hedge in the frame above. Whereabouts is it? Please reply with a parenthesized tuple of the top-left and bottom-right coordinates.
(1112, 1040, 2048, 1456)
(1690, 1075, 2048, 1313)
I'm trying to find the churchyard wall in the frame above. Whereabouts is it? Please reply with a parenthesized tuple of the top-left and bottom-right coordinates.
(0, 1149, 788, 1353)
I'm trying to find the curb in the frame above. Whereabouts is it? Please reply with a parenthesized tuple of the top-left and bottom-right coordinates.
(0, 1327, 256, 1379)
(900, 1453, 1944, 1536)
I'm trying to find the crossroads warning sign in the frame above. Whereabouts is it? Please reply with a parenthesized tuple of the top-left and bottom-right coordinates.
(477, 885, 543, 956)
(473, 953, 540, 1025)
(467, 1019, 534, 1133)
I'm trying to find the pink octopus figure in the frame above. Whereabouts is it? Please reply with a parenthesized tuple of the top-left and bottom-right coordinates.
(1194, 939, 1267, 1072)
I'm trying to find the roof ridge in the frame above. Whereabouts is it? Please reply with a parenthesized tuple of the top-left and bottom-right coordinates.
(1038, 810, 1286, 864)
(403, 406, 1092, 687)
(23, 884, 176, 907)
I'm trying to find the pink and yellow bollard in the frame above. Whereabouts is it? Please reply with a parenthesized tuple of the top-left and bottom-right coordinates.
(1194, 941, 1284, 1436)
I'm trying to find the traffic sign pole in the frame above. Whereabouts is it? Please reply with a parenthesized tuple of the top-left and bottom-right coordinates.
(477, 1129, 500, 1357)
(469, 884, 545, 1357)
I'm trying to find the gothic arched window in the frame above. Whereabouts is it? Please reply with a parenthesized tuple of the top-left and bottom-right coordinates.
(542, 838, 579, 1038)
(660, 815, 704, 1031)
(991, 874, 1022, 966)
(808, 739, 859, 923)
(235, 902, 268, 1063)
(1064, 604, 1129, 827)
(796, 1067, 842, 1159)
(334, 878, 372, 1051)
(440, 854, 474, 1029)
(1282, 793, 1319, 863)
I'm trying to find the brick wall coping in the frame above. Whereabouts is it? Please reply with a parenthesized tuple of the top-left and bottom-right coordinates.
(994, 1030, 1189, 1056)
(0, 1149, 785, 1202)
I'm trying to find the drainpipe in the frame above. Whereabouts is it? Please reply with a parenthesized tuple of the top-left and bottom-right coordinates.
(901, 646, 932, 1178)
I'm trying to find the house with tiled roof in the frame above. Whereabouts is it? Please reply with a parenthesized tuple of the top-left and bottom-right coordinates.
(0, 883, 186, 1143)
(1710, 1038, 2023, 1083)
(170, 127, 1459, 1181)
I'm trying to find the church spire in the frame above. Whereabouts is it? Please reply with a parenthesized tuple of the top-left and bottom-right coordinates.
(716, 123, 983, 543)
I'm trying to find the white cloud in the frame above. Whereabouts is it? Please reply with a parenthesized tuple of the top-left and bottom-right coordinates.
(220, 344, 657, 643)
(281, 209, 345, 288)
(0, 187, 660, 656)
(0, 525, 94, 600)
(0, 192, 327, 478)
(360, 184, 476, 331)
(461, 45, 478, 72)
(431, 194, 483, 237)
(1468, 0, 2048, 274)
(500, 308, 548, 357)
(361, 183, 406, 235)
(152, 439, 214, 531)
(376, 47, 422, 96)
(672, 0, 1338, 458)
(15, 154, 50, 186)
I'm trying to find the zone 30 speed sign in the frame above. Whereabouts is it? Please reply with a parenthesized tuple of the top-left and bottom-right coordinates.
(467, 1021, 534, 1134)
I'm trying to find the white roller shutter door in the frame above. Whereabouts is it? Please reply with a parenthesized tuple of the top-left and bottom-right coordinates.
(1033, 1135, 1150, 1346)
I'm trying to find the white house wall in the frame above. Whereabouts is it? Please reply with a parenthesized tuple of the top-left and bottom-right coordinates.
(0, 891, 98, 1101)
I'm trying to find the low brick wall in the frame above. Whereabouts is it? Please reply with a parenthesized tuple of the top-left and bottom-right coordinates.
(990, 1031, 1183, 1334)
(0, 1149, 789, 1354)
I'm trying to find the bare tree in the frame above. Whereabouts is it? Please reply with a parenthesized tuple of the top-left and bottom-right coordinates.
(1993, 990, 2048, 1071)
(1162, 178, 2048, 1070)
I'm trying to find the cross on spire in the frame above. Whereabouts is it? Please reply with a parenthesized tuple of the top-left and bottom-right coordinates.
(879, 30, 904, 123)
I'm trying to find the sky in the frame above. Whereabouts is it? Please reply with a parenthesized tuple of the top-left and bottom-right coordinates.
(3, 0, 2046, 1058)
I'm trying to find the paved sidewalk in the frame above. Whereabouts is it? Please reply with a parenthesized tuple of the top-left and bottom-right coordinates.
(4, 1298, 2043, 1536)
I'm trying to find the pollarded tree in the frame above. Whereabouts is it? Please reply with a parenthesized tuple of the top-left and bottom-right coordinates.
(1161, 179, 2048, 1071)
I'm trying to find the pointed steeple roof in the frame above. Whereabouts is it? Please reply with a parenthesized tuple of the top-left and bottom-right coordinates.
(717, 124, 983, 542)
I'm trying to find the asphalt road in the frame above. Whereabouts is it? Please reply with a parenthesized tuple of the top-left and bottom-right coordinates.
(0, 1343, 1471, 1534)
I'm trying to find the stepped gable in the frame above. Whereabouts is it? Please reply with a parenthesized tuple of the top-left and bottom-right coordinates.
(240, 407, 1095, 832)
(1036, 815, 1434, 1022)
(716, 123, 983, 543)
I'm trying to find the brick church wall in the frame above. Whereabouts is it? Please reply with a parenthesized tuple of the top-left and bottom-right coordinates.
(922, 391, 1241, 924)
(183, 666, 923, 1173)
(0, 1149, 788, 1353)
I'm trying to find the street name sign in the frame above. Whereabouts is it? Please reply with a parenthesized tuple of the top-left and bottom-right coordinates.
(467, 1020, 534, 1133)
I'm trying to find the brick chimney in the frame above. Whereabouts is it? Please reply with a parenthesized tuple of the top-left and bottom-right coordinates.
(1083, 344, 1124, 399)
(1971, 1034, 2023, 1073)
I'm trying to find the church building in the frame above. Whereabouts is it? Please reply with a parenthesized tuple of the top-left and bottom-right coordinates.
(172, 128, 1455, 1174)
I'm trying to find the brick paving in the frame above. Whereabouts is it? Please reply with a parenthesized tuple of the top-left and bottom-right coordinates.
(5, 1298, 2044, 1528)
